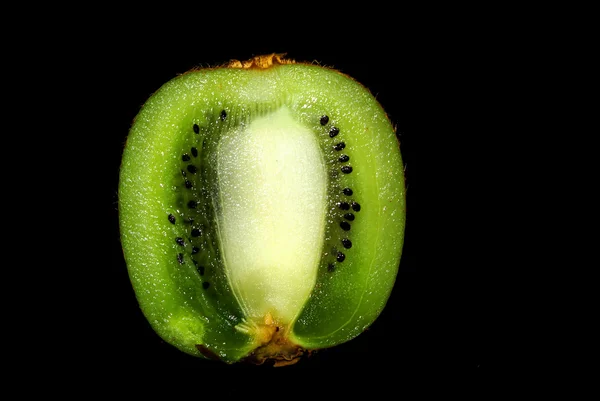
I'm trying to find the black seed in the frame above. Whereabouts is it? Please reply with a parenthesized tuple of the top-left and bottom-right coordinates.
(334, 142, 346, 151)
(187, 200, 197, 209)
(338, 202, 350, 210)
(191, 228, 201, 237)
(329, 127, 340, 138)
(175, 237, 185, 246)
(341, 165, 353, 174)
(220, 110, 227, 120)
(181, 169, 186, 177)
(191, 147, 198, 157)
(192, 259, 198, 265)
(198, 265, 205, 275)
(340, 221, 351, 231)
(276, 326, 280, 332)
(338, 154, 350, 163)
(341, 238, 352, 249)
(187, 165, 197, 174)
(342, 187, 353, 196)
(192, 246, 200, 254)
(182, 154, 190, 162)
(185, 180, 193, 189)
(186, 217, 195, 224)
(177, 253, 184, 264)
(328, 263, 336, 272)
(351, 202, 361, 212)
(320, 115, 329, 125)
(344, 213, 355, 221)
(202, 282, 210, 290)
(193, 124, 200, 134)
(336, 252, 346, 262)
(168, 214, 176, 224)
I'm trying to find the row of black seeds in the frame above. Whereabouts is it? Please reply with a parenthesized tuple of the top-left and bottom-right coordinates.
(166, 115, 226, 290)
(168, 211, 209, 289)
(185, 122, 206, 287)
(320, 115, 362, 271)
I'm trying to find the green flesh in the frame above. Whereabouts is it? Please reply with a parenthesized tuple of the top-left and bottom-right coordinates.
(119, 60, 406, 362)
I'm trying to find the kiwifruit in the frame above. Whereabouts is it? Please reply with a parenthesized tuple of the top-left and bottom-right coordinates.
(118, 53, 406, 366)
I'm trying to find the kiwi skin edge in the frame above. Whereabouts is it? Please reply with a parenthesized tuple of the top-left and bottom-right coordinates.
(118, 53, 406, 366)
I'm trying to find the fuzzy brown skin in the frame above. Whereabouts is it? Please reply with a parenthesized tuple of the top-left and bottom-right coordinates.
(242, 325, 307, 367)
(227, 53, 296, 69)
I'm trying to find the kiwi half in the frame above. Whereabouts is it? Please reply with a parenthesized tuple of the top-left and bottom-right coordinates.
(118, 53, 406, 366)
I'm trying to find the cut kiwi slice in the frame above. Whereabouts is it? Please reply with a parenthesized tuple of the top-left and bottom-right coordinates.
(118, 53, 406, 366)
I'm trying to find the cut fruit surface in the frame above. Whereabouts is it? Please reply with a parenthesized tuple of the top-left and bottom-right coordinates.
(119, 54, 406, 364)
